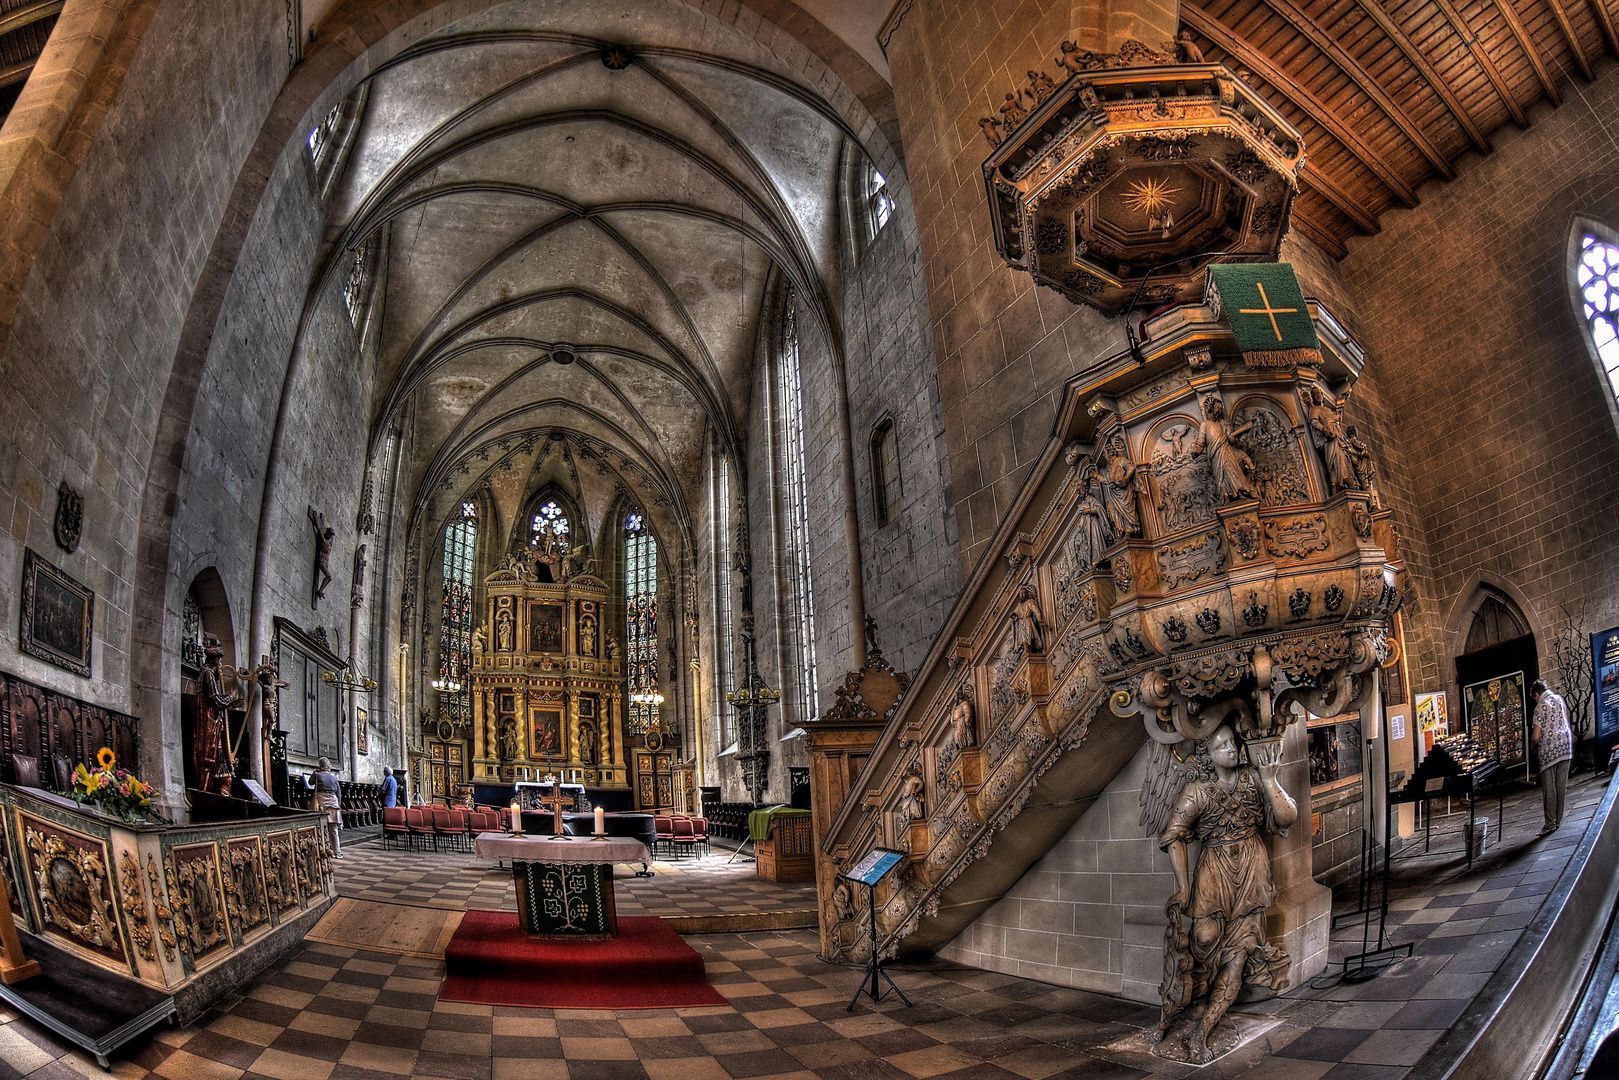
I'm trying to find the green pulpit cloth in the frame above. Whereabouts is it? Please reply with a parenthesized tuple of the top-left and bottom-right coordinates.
(749, 805, 811, 841)
(1208, 263, 1321, 367)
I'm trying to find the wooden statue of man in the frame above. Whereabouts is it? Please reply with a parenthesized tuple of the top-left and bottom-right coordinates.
(194, 635, 240, 795)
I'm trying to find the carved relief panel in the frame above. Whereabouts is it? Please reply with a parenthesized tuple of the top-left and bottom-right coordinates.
(264, 831, 299, 915)
(20, 816, 126, 967)
(1147, 416, 1218, 535)
(224, 837, 270, 941)
(168, 843, 229, 965)
(1232, 398, 1311, 508)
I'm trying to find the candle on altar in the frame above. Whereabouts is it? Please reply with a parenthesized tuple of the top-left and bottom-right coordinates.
(594, 806, 606, 836)
(510, 800, 523, 834)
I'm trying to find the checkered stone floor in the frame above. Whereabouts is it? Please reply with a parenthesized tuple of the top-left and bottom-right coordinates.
(331, 837, 818, 919)
(0, 775, 1606, 1080)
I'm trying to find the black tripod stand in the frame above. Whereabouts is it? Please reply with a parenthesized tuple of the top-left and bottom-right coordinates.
(847, 879, 912, 1011)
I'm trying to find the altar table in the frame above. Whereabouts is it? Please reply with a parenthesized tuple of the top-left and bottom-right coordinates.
(473, 833, 648, 939)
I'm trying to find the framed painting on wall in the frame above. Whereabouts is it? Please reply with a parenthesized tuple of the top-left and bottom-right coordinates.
(529, 603, 564, 654)
(19, 548, 93, 677)
(531, 708, 562, 758)
(357, 708, 368, 755)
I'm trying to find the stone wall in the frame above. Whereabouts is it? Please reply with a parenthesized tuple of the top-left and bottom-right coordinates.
(1336, 66, 1619, 698)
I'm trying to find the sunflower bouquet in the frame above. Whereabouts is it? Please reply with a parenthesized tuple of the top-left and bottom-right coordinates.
(71, 748, 159, 822)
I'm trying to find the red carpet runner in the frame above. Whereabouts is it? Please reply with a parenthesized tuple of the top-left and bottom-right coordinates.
(438, 911, 727, 1009)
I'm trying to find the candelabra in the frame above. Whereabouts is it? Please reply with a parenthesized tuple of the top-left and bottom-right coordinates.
(323, 664, 379, 694)
(725, 627, 780, 803)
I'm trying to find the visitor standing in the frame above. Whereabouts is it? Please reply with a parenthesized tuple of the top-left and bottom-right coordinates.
(381, 766, 397, 808)
(310, 757, 344, 858)
(1532, 679, 1573, 836)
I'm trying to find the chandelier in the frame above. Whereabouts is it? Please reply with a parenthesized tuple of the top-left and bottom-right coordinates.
(323, 664, 379, 694)
(429, 677, 463, 693)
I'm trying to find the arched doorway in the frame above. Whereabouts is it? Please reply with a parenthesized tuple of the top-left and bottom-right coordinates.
(1454, 587, 1538, 777)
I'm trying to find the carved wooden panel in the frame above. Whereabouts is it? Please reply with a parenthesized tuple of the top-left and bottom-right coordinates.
(223, 837, 270, 941)
(19, 815, 126, 967)
(264, 831, 300, 915)
(168, 843, 229, 965)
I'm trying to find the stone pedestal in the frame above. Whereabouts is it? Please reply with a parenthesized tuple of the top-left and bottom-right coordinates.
(1263, 720, 1332, 991)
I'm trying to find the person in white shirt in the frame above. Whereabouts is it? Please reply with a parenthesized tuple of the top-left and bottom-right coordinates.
(1531, 680, 1573, 836)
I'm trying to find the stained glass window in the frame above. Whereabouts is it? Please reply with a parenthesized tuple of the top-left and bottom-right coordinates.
(625, 512, 659, 735)
(532, 500, 570, 552)
(439, 503, 476, 727)
(1577, 234, 1619, 413)
(778, 302, 820, 725)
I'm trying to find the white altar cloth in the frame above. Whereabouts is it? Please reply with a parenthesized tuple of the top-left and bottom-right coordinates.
(473, 832, 647, 864)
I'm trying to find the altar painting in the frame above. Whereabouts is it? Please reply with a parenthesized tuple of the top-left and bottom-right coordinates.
(531, 709, 562, 758)
(529, 603, 564, 654)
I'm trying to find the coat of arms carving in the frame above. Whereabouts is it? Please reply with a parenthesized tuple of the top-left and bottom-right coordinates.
(53, 482, 82, 553)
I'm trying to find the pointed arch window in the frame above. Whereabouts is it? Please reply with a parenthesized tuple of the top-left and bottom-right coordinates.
(778, 301, 820, 724)
(625, 512, 660, 735)
(439, 502, 477, 726)
(532, 500, 571, 554)
(1576, 233, 1619, 416)
(866, 165, 895, 235)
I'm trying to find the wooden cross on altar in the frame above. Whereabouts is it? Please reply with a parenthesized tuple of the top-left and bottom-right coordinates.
(538, 775, 572, 839)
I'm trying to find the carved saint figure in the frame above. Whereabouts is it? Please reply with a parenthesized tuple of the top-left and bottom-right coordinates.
(978, 116, 1002, 148)
(1195, 396, 1256, 502)
(308, 508, 335, 605)
(607, 636, 621, 662)
(1345, 425, 1383, 509)
(1074, 474, 1110, 567)
(472, 627, 487, 654)
(499, 718, 519, 762)
(898, 774, 925, 828)
(1011, 584, 1047, 655)
(248, 654, 288, 735)
(350, 544, 366, 608)
(194, 635, 240, 795)
(950, 683, 976, 750)
(1303, 386, 1356, 493)
(1157, 727, 1295, 1062)
(1102, 431, 1143, 538)
(577, 722, 596, 764)
(579, 616, 597, 657)
(496, 609, 514, 652)
(1026, 69, 1056, 103)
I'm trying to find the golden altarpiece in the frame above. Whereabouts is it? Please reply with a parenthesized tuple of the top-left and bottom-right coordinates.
(468, 560, 630, 794)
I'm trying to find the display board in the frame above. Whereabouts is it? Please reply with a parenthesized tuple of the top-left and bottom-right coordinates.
(1415, 692, 1448, 758)
(842, 848, 906, 887)
(1594, 625, 1619, 744)
(1461, 672, 1527, 774)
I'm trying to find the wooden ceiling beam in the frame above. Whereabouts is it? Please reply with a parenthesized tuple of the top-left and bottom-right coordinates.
(1545, 0, 1595, 79)
(1351, 0, 1490, 153)
(1430, 0, 1529, 126)
(1290, 208, 1350, 258)
(1586, 0, 1619, 59)
(1491, 0, 1561, 104)
(1257, 0, 1455, 178)
(1182, 6, 1420, 206)
(0, 58, 34, 89)
(0, 0, 60, 38)
(1301, 162, 1380, 233)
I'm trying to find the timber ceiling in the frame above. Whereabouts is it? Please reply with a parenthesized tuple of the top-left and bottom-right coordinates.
(1179, 0, 1616, 255)
(0, 0, 60, 123)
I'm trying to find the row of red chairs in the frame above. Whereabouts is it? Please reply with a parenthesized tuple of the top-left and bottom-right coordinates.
(653, 815, 709, 858)
(382, 805, 506, 851)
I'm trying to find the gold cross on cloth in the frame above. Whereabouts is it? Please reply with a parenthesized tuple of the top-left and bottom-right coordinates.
(1239, 282, 1298, 341)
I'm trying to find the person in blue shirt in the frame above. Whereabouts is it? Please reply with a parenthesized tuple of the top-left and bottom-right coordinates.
(381, 766, 397, 808)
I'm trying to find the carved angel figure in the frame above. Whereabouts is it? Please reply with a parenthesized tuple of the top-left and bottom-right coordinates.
(472, 627, 487, 654)
(978, 116, 1003, 148)
(1304, 386, 1356, 493)
(1027, 69, 1056, 103)
(1195, 396, 1256, 502)
(1141, 728, 1295, 1063)
(999, 92, 1028, 128)
(1055, 40, 1099, 76)
(1173, 29, 1205, 63)
(1345, 425, 1383, 509)
(1102, 431, 1143, 538)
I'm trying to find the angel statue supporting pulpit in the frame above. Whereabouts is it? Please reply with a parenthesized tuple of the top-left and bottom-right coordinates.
(1142, 724, 1296, 1063)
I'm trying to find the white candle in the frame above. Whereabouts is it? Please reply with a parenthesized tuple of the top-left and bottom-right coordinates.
(510, 800, 522, 834)
(594, 806, 606, 835)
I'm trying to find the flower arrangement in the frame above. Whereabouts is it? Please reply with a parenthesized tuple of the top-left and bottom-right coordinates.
(71, 748, 159, 821)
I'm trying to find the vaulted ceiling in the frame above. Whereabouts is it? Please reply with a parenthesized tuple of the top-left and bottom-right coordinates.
(1180, 0, 1613, 255)
(324, 0, 861, 555)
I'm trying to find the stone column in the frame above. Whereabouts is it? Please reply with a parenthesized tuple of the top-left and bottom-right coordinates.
(1266, 719, 1332, 989)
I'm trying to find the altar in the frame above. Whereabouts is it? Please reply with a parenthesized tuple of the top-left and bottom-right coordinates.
(473, 833, 647, 939)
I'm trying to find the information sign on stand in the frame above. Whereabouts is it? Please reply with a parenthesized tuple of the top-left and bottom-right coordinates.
(840, 848, 911, 1011)
(1592, 626, 1619, 752)
(1415, 692, 1448, 760)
